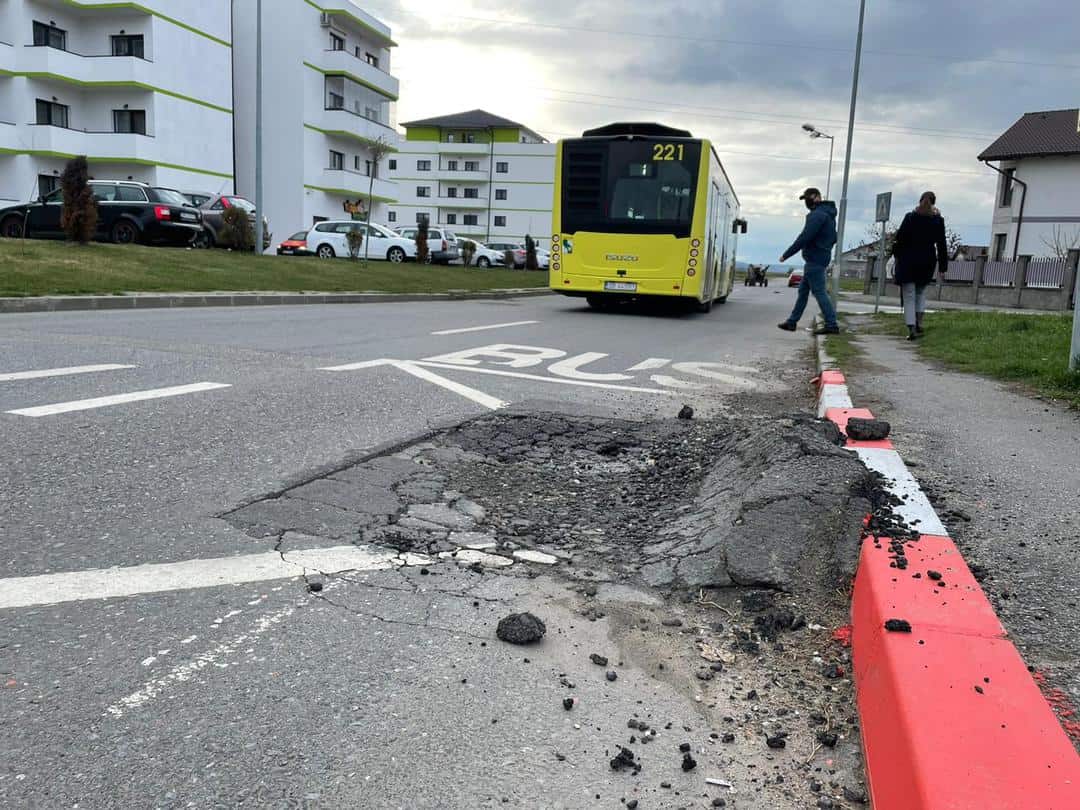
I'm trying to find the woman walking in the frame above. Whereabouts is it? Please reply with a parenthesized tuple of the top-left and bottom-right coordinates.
(892, 191, 949, 340)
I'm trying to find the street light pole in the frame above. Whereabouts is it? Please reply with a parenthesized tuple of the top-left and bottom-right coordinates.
(802, 125, 836, 200)
(831, 0, 866, 305)
(254, 0, 264, 257)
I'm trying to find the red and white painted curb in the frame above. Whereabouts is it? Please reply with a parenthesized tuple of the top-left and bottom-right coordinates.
(815, 346, 1080, 809)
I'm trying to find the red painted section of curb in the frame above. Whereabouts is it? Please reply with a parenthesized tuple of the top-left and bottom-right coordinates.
(818, 369, 846, 389)
(824, 407, 895, 450)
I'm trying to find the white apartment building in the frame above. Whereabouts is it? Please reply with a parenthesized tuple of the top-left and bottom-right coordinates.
(0, 0, 234, 206)
(232, 0, 399, 240)
(979, 108, 1080, 260)
(390, 110, 555, 244)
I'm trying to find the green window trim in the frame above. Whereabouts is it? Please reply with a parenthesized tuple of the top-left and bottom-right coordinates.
(303, 123, 399, 152)
(304, 184, 397, 204)
(60, 1, 231, 48)
(1, 70, 231, 114)
(303, 0, 398, 47)
(0, 148, 232, 178)
(303, 61, 398, 102)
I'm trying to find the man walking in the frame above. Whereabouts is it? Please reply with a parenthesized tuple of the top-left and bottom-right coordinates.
(777, 187, 839, 335)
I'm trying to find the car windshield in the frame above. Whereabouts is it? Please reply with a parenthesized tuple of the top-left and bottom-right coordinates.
(227, 197, 256, 214)
(153, 188, 191, 206)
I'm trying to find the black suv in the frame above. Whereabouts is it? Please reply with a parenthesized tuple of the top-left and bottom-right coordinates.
(0, 181, 203, 246)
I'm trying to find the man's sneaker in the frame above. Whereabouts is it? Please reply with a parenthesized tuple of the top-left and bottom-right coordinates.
(813, 325, 841, 335)
(777, 321, 797, 332)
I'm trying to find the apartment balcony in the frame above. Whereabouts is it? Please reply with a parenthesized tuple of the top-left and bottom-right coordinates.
(436, 169, 489, 182)
(312, 169, 397, 202)
(0, 121, 17, 151)
(435, 196, 489, 210)
(20, 124, 159, 162)
(315, 49, 398, 101)
(20, 44, 155, 85)
(430, 142, 491, 155)
(315, 105, 397, 148)
(0, 40, 14, 73)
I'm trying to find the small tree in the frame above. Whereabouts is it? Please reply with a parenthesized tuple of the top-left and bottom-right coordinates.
(363, 136, 394, 268)
(346, 227, 364, 260)
(525, 234, 538, 271)
(221, 205, 254, 251)
(415, 220, 430, 264)
(1040, 224, 1080, 260)
(460, 238, 476, 266)
(60, 156, 97, 245)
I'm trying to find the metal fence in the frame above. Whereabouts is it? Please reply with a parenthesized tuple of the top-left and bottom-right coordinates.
(1027, 258, 1068, 289)
(982, 260, 1015, 287)
(942, 260, 976, 283)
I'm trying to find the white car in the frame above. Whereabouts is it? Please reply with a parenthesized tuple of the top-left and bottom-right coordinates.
(308, 220, 417, 262)
(466, 241, 506, 268)
(533, 246, 551, 270)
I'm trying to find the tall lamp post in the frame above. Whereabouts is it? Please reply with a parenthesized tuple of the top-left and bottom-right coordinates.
(802, 123, 835, 200)
(254, 0, 264, 257)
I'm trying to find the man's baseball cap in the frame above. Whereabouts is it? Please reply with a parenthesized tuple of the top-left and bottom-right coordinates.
(799, 187, 822, 200)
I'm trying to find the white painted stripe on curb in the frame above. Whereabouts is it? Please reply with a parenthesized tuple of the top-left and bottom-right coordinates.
(0, 545, 416, 609)
(854, 447, 950, 537)
(0, 364, 136, 382)
(6, 382, 231, 417)
(431, 320, 539, 335)
(818, 383, 854, 417)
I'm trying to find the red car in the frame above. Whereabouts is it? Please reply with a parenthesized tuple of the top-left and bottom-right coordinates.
(276, 230, 313, 256)
(787, 268, 804, 287)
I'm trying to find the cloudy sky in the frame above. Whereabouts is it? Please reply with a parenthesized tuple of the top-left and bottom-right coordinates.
(366, 0, 1077, 264)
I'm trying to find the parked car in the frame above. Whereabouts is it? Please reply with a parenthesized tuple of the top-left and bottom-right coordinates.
(194, 194, 270, 250)
(0, 181, 202, 246)
(487, 241, 527, 269)
(467, 242, 507, 268)
(276, 230, 313, 256)
(393, 226, 460, 264)
(307, 220, 417, 262)
(533, 246, 551, 270)
(181, 191, 214, 208)
(787, 268, 804, 287)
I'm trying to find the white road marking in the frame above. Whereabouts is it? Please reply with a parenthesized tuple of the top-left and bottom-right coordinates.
(6, 382, 231, 417)
(854, 447, 950, 537)
(548, 352, 634, 382)
(423, 344, 567, 368)
(393, 361, 508, 411)
(417, 361, 676, 396)
(626, 358, 672, 372)
(0, 364, 135, 382)
(0, 545, 421, 610)
(431, 320, 540, 336)
(319, 358, 394, 372)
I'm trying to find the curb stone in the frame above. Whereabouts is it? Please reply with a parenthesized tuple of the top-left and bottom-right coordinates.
(0, 288, 554, 314)
(813, 330, 1080, 810)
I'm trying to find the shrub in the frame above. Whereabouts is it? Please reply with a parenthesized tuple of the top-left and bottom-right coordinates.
(346, 227, 364, 260)
(525, 234, 538, 271)
(221, 205, 254, 251)
(59, 156, 97, 245)
(415, 221, 430, 264)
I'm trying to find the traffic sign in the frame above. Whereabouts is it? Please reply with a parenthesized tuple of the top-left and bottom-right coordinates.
(875, 192, 892, 223)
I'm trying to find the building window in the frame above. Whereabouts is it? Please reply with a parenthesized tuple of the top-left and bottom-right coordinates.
(330, 33, 345, 51)
(388, 159, 397, 171)
(364, 106, 379, 121)
(364, 52, 379, 68)
(111, 34, 144, 58)
(35, 99, 69, 128)
(465, 133, 476, 143)
(416, 212, 430, 224)
(447, 188, 458, 198)
(464, 214, 478, 226)
(354, 155, 362, 171)
(366, 160, 374, 178)
(495, 189, 507, 201)
(113, 109, 147, 135)
(417, 160, 431, 171)
(993, 233, 1007, 261)
(416, 186, 431, 198)
(464, 161, 479, 172)
(447, 134, 455, 143)
(494, 215, 507, 227)
(445, 213, 457, 225)
(38, 174, 59, 196)
(447, 160, 458, 172)
(32, 21, 66, 50)
(464, 188, 479, 199)
(387, 211, 397, 223)
(328, 91, 344, 109)
(496, 162, 509, 174)
(1000, 168, 1015, 208)
(329, 150, 344, 170)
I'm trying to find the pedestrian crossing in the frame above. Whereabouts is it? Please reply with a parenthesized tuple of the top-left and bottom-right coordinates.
(1, 364, 231, 418)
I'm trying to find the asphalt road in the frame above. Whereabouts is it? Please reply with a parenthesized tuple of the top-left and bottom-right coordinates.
(0, 287, 842, 808)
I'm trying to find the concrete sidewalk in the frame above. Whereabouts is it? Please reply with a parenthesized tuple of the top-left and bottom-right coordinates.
(840, 291, 1063, 315)
(840, 316, 1080, 706)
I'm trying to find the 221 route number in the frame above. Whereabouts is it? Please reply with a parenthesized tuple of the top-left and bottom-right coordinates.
(652, 143, 685, 161)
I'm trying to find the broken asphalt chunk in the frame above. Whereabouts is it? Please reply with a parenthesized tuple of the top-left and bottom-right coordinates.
(845, 417, 891, 441)
(590, 653, 609, 667)
(495, 612, 547, 645)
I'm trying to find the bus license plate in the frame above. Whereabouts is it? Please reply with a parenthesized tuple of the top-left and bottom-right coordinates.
(604, 281, 637, 292)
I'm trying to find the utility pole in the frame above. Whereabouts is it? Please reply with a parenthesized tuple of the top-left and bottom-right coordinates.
(831, 0, 866, 304)
(254, 0, 264, 256)
(1071, 259, 1080, 371)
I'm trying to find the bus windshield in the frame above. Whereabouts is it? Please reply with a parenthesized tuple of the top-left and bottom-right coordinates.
(561, 138, 702, 237)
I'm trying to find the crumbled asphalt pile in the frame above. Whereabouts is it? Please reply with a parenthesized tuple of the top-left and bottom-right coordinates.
(609, 746, 641, 774)
(845, 417, 891, 441)
(495, 612, 546, 644)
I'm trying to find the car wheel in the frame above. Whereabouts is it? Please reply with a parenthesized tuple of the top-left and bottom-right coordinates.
(387, 247, 406, 263)
(111, 220, 138, 245)
(477, 256, 491, 268)
(193, 229, 213, 249)
(317, 244, 336, 259)
(1, 215, 25, 239)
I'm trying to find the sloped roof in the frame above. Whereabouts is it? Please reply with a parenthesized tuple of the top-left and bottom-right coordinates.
(401, 109, 525, 130)
(979, 109, 1080, 161)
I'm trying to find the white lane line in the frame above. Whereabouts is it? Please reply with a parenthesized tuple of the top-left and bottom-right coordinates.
(395, 361, 508, 410)
(431, 320, 539, 336)
(416, 361, 677, 396)
(854, 447, 950, 537)
(626, 358, 672, 372)
(5, 382, 231, 417)
(0, 545, 420, 610)
(0, 364, 135, 382)
(319, 358, 394, 372)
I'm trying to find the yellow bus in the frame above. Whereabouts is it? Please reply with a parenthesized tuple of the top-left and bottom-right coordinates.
(550, 123, 746, 312)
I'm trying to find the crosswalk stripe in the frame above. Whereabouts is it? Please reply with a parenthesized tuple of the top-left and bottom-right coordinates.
(0, 364, 136, 382)
(6, 382, 231, 417)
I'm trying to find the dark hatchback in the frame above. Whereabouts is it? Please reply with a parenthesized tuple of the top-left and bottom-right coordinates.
(0, 181, 203, 246)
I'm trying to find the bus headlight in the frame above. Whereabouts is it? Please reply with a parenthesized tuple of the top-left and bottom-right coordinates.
(552, 234, 559, 243)
(688, 258, 698, 267)
(553, 262, 561, 271)
(687, 268, 696, 276)
(690, 248, 699, 258)
(691, 238, 701, 248)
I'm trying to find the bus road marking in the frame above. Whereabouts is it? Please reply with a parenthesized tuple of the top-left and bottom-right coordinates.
(6, 382, 232, 417)
(0, 364, 135, 382)
(431, 320, 540, 336)
(394, 361, 507, 410)
(626, 358, 672, 372)
(416, 362, 676, 396)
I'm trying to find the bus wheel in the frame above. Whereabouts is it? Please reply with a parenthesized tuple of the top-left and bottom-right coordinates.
(697, 297, 714, 314)
(716, 295, 728, 305)
(586, 295, 608, 311)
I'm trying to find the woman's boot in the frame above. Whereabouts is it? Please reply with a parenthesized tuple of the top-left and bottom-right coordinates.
(906, 324, 918, 341)
(916, 312, 925, 335)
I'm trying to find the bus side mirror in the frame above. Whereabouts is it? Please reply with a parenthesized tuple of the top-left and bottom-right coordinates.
(732, 219, 748, 234)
